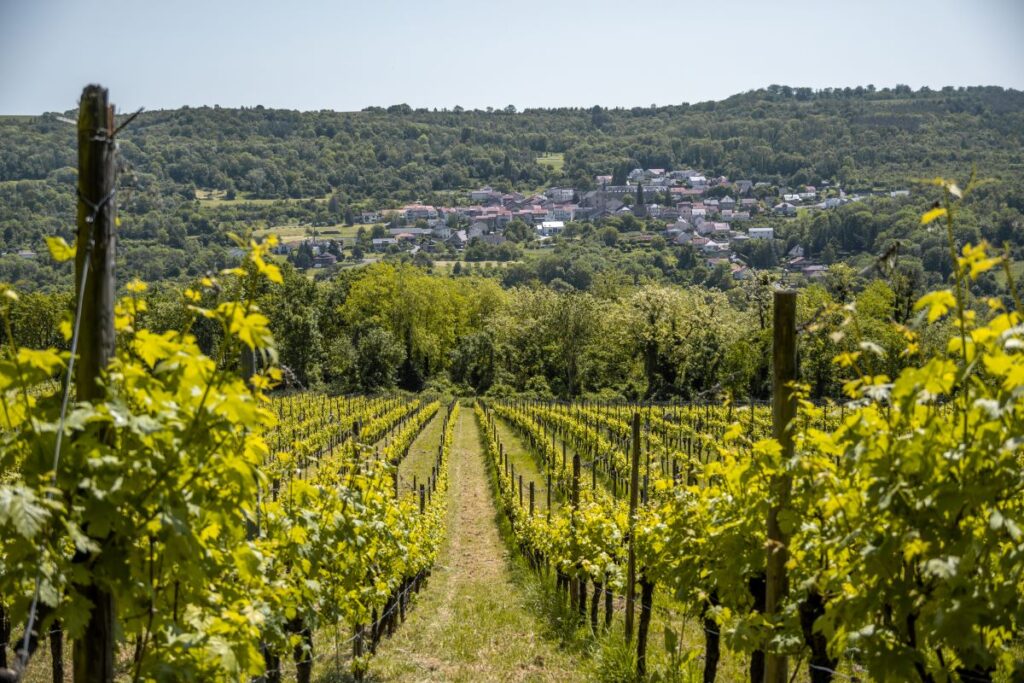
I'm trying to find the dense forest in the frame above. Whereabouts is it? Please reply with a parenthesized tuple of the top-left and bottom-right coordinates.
(0, 85, 1022, 287)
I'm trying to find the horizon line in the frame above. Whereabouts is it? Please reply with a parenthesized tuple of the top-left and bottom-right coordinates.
(1, 83, 1020, 118)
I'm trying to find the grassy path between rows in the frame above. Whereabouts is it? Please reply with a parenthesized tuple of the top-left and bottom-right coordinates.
(367, 405, 588, 682)
(492, 416, 559, 514)
(396, 408, 445, 501)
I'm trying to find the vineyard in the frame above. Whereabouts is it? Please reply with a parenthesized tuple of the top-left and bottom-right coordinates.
(0, 87, 1022, 683)
(5, 382, 1022, 682)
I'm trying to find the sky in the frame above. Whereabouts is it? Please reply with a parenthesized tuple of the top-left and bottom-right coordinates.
(1, 0, 1022, 114)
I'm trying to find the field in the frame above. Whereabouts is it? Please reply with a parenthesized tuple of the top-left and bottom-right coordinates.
(7, 372, 1023, 683)
(537, 152, 565, 173)
(432, 259, 519, 273)
(195, 188, 331, 207)
(251, 223, 368, 244)
(994, 259, 1024, 289)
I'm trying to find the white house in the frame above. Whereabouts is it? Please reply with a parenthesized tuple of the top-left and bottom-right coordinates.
(539, 220, 565, 236)
(701, 239, 729, 253)
(749, 227, 774, 240)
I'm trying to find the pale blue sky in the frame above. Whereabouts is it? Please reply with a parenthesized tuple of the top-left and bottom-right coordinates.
(1, 0, 1021, 114)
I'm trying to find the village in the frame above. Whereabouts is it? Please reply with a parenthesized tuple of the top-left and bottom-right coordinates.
(276, 167, 908, 281)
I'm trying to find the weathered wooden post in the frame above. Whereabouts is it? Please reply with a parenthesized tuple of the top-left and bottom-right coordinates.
(50, 626, 63, 683)
(765, 290, 797, 683)
(569, 453, 581, 611)
(624, 412, 640, 643)
(637, 576, 654, 678)
(546, 471, 551, 517)
(74, 84, 117, 683)
(0, 607, 8, 670)
(352, 625, 364, 682)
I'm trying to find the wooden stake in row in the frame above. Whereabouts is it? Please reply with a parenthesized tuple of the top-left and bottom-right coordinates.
(766, 290, 797, 683)
(74, 84, 118, 683)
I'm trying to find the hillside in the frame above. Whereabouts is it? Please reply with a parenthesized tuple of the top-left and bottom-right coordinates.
(0, 85, 1022, 288)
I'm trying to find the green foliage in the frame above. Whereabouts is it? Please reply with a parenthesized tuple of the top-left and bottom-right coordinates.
(0, 239, 283, 678)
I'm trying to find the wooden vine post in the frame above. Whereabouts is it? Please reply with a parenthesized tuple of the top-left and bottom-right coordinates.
(570, 453, 581, 609)
(765, 290, 797, 683)
(74, 84, 118, 683)
(624, 412, 641, 643)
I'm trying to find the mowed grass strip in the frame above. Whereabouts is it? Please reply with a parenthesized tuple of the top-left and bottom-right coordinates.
(396, 408, 446, 501)
(492, 416, 559, 514)
(367, 407, 588, 682)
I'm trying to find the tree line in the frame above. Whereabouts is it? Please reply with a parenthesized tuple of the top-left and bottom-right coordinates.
(1, 255, 971, 404)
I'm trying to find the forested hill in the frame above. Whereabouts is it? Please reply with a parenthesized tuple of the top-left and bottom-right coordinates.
(0, 84, 1022, 287)
(3, 85, 1023, 200)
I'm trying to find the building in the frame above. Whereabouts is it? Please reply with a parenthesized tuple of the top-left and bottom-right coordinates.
(701, 239, 730, 254)
(447, 230, 468, 249)
(313, 253, 337, 268)
(749, 227, 774, 240)
(734, 180, 754, 196)
(546, 187, 575, 202)
(545, 205, 577, 221)
(388, 227, 432, 237)
(802, 264, 828, 279)
(469, 187, 502, 204)
(539, 221, 565, 236)
(403, 204, 438, 221)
